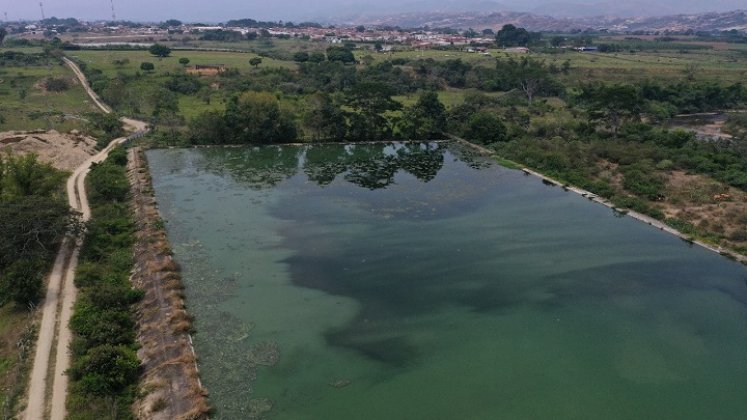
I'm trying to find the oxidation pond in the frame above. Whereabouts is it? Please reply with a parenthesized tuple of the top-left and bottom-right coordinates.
(147, 142, 747, 419)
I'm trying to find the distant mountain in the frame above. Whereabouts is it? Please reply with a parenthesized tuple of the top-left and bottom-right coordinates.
(310, 0, 511, 23)
(331, 9, 747, 33)
(530, 1, 747, 18)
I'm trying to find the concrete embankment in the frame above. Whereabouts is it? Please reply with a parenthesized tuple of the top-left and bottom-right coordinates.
(127, 147, 210, 419)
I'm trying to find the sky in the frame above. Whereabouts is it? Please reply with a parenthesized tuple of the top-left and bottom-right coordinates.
(1, 0, 745, 23)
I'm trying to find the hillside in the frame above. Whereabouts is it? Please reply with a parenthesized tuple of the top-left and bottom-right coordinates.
(333, 9, 747, 32)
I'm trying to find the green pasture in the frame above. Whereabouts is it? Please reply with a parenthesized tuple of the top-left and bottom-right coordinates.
(0, 62, 99, 131)
(70, 49, 295, 73)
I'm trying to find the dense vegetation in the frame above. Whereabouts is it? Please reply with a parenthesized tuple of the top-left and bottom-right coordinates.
(67, 146, 141, 419)
(0, 154, 72, 306)
(0, 153, 71, 414)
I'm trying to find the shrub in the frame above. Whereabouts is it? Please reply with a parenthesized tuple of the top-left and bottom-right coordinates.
(622, 165, 666, 200)
(69, 345, 140, 396)
(463, 111, 508, 144)
(87, 163, 129, 202)
(0, 258, 45, 306)
(165, 73, 202, 95)
(44, 77, 70, 92)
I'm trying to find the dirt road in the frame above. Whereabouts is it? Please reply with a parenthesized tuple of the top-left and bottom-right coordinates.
(25, 59, 147, 420)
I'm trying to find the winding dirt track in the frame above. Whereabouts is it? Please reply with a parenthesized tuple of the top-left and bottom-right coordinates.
(25, 58, 147, 420)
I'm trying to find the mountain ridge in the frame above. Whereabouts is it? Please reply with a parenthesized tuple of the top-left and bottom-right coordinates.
(326, 9, 747, 32)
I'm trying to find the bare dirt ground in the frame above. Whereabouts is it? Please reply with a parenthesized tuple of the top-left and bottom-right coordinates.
(662, 171, 747, 250)
(0, 130, 98, 172)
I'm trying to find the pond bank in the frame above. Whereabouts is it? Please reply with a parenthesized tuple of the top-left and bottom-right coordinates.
(127, 147, 209, 419)
(448, 134, 746, 265)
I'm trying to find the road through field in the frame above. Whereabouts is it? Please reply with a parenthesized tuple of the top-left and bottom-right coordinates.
(24, 58, 147, 420)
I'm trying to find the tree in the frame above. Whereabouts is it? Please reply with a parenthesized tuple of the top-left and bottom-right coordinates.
(326, 46, 355, 63)
(249, 57, 262, 68)
(0, 258, 45, 306)
(577, 83, 643, 137)
(496, 24, 532, 47)
(356, 25, 365, 32)
(374, 42, 383, 52)
(188, 110, 228, 144)
(165, 73, 202, 94)
(345, 82, 401, 141)
(293, 52, 309, 62)
(399, 91, 447, 140)
(224, 91, 297, 143)
(148, 43, 171, 58)
(69, 345, 140, 396)
(464, 28, 479, 38)
(496, 57, 556, 105)
(0, 194, 72, 264)
(44, 77, 70, 92)
(140, 62, 155, 72)
(308, 51, 326, 63)
(550, 36, 565, 47)
(684, 63, 699, 81)
(303, 93, 347, 141)
(463, 111, 508, 144)
(0, 27, 7, 47)
(87, 112, 125, 142)
(148, 87, 179, 117)
(178, 57, 190, 66)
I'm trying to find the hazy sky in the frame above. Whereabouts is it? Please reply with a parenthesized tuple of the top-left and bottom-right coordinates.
(1, 0, 744, 23)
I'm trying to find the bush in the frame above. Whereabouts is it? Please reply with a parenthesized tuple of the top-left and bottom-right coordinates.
(44, 77, 70, 92)
(463, 111, 508, 144)
(69, 146, 141, 417)
(621, 164, 666, 200)
(165, 73, 202, 95)
(69, 345, 140, 396)
(87, 163, 129, 202)
(0, 258, 45, 306)
(148, 44, 171, 58)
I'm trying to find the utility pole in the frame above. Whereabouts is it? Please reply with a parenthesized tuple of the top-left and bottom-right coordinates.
(39, 2, 45, 20)
(110, 0, 116, 21)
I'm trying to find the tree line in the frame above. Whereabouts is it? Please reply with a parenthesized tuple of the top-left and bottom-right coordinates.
(0, 154, 72, 308)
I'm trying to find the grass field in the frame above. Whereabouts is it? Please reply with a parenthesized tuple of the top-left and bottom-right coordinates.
(0, 304, 35, 418)
(0, 60, 100, 132)
(64, 38, 747, 124)
(70, 49, 295, 73)
(393, 89, 505, 108)
(358, 42, 747, 84)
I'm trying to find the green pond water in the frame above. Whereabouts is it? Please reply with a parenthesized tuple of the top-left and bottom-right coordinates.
(146, 142, 747, 419)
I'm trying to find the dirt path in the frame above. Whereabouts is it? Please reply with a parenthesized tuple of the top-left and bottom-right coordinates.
(61, 57, 112, 114)
(25, 59, 148, 420)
